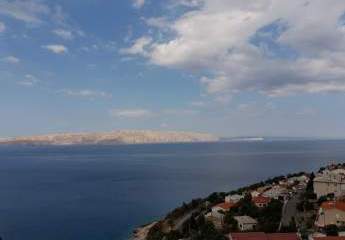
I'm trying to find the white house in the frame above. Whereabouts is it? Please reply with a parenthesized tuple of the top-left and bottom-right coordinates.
(225, 194, 244, 204)
(211, 202, 236, 221)
(262, 186, 288, 199)
(234, 216, 258, 231)
(315, 201, 345, 228)
(314, 170, 345, 198)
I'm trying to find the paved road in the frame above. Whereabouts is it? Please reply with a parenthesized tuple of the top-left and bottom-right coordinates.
(172, 210, 198, 231)
(281, 190, 303, 227)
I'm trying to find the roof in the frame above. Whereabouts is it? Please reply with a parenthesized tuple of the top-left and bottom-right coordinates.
(252, 196, 271, 204)
(234, 216, 257, 224)
(229, 233, 300, 240)
(267, 233, 300, 240)
(313, 238, 345, 240)
(230, 232, 267, 240)
(214, 202, 236, 210)
(321, 201, 345, 212)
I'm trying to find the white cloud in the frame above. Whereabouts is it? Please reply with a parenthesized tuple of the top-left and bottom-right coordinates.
(2, 56, 20, 64)
(144, 17, 169, 29)
(119, 37, 152, 56)
(42, 44, 68, 54)
(190, 101, 205, 107)
(52, 29, 73, 40)
(17, 74, 39, 86)
(132, 0, 145, 9)
(110, 109, 153, 118)
(162, 109, 199, 116)
(170, 0, 203, 8)
(0, 22, 6, 32)
(0, 0, 50, 24)
(124, 0, 345, 97)
(59, 89, 112, 99)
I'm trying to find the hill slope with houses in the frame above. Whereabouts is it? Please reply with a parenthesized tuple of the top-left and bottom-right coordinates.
(133, 163, 345, 240)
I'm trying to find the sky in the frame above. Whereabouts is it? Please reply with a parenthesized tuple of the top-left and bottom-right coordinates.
(1, 0, 345, 138)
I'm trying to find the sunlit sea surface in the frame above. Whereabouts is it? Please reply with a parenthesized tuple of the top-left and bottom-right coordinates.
(0, 140, 345, 240)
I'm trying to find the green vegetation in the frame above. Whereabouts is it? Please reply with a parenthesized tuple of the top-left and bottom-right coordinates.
(258, 199, 283, 232)
(166, 198, 203, 221)
(146, 222, 165, 240)
(190, 220, 226, 240)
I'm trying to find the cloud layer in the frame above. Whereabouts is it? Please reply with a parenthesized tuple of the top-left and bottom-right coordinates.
(124, 0, 345, 97)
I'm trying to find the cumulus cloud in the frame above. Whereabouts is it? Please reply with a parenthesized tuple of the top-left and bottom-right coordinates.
(59, 89, 112, 99)
(0, 0, 50, 24)
(132, 0, 145, 9)
(110, 109, 153, 118)
(0, 22, 6, 32)
(2, 56, 20, 64)
(52, 29, 73, 40)
(124, 0, 345, 97)
(42, 44, 68, 54)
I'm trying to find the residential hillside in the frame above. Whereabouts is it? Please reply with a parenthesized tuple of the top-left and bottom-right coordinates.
(0, 130, 219, 146)
(136, 163, 345, 240)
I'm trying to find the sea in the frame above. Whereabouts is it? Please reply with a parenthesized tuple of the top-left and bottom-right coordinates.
(0, 140, 345, 240)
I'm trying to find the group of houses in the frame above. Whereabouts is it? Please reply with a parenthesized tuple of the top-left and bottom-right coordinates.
(303, 165, 345, 240)
(206, 173, 309, 231)
(205, 164, 345, 240)
(311, 166, 345, 239)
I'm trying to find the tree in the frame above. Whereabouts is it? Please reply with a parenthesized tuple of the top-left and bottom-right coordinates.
(192, 221, 225, 240)
(258, 199, 283, 232)
(224, 212, 238, 231)
(166, 231, 182, 240)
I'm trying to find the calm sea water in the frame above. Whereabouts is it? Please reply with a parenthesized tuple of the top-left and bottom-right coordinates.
(0, 140, 345, 240)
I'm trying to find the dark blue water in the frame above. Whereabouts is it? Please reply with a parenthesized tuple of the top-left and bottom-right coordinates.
(0, 140, 345, 240)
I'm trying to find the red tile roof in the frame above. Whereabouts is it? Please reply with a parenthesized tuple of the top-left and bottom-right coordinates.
(215, 202, 236, 210)
(267, 233, 300, 240)
(313, 238, 345, 240)
(229, 232, 300, 240)
(252, 196, 271, 204)
(230, 232, 267, 240)
(321, 201, 345, 212)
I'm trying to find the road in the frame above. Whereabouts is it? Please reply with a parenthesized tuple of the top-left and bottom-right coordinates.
(280, 190, 303, 228)
(172, 210, 198, 231)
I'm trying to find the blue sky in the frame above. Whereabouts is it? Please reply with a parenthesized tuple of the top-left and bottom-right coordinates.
(1, 0, 345, 138)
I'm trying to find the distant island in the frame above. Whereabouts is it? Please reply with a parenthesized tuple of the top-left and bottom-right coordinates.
(0, 130, 219, 146)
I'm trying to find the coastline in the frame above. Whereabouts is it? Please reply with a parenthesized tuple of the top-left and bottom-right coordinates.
(132, 222, 157, 240)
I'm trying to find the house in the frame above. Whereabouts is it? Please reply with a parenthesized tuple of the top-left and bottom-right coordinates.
(288, 175, 309, 185)
(229, 232, 300, 240)
(262, 186, 289, 199)
(250, 191, 261, 198)
(211, 202, 236, 220)
(226, 194, 244, 203)
(315, 201, 345, 228)
(234, 216, 257, 231)
(252, 196, 271, 208)
(257, 186, 271, 193)
(314, 170, 345, 198)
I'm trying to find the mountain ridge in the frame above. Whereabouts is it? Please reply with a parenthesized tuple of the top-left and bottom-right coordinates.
(0, 130, 219, 146)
